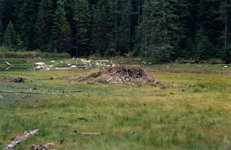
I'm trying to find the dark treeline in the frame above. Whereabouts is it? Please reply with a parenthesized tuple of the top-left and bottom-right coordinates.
(0, 0, 231, 62)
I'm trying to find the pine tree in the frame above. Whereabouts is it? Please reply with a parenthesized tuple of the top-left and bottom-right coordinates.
(53, 0, 72, 53)
(34, 0, 54, 52)
(3, 21, 18, 49)
(194, 28, 214, 61)
(138, 0, 179, 62)
(0, 19, 3, 45)
(91, 0, 113, 56)
(218, 0, 231, 62)
(72, 0, 91, 56)
(172, 0, 191, 58)
(0, 0, 16, 31)
(14, 0, 40, 49)
(118, 0, 132, 55)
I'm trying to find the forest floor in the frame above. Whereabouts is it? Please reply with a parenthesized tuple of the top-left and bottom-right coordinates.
(0, 58, 231, 150)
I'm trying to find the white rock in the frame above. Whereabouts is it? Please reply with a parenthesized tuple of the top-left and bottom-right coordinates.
(50, 60, 55, 63)
(71, 65, 77, 68)
(35, 66, 41, 70)
(224, 65, 228, 68)
(0, 95, 3, 99)
(49, 65, 54, 68)
(35, 62, 45, 66)
(67, 64, 72, 66)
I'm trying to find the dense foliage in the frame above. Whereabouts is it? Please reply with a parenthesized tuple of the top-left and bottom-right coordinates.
(0, 0, 231, 62)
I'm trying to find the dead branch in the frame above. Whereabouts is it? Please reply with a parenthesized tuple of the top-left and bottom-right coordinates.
(5, 129, 39, 150)
(62, 89, 83, 93)
(73, 130, 103, 136)
(5, 61, 11, 66)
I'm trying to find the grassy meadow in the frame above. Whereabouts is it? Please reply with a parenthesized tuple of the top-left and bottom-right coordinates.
(0, 60, 231, 149)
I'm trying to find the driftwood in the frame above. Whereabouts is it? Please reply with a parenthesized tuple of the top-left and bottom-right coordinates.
(4, 61, 11, 70)
(5, 61, 11, 66)
(5, 129, 39, 150)
(73, 130, 103, 136)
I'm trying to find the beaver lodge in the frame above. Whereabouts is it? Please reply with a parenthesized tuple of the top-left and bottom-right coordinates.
(78, 65, 160, 85)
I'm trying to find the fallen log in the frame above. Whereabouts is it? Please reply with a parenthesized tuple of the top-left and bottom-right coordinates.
(73, 130, 103, 136)
(62, 89, 83, 93)
(5, 129, 39, 150)
(5, 61, 11, 66)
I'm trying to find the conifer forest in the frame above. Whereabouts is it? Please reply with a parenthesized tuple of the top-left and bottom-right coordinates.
(0, 0, 231, 62)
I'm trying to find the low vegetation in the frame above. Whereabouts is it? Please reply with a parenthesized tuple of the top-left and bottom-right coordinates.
(0, 60, 231, 149)
(0, 50, 70, 59)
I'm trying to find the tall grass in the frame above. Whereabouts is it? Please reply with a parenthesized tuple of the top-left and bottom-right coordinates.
(0, 48, 70, 58)
(0, 69, 231, 149)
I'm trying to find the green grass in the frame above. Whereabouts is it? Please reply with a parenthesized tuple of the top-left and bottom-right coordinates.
(144, 63, 231, 74)
(0, 65, 231, 149)
(1, 58, 231, 74)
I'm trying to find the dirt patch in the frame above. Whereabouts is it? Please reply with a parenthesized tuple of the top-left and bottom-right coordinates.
(78, 65, 160, 85)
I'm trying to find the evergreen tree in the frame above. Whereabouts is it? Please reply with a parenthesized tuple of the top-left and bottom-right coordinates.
(0, 0, 230, 61)
(117, 0, 132, 55)
(138, 0, 179, 62)
(194, 28, 214, 61)
(0, 0, 17, 30)
(3, 21, 18, 49)
(0, 19, 3, 45)
(172, 0, 191, 58)
(72, 0, 91, 56)
(218, 0, 231, 62)
(14, 0, 40, 49)
(53, 0, 71, 53)
(91, 0, 113, 56)
(34, 0, 54, 52)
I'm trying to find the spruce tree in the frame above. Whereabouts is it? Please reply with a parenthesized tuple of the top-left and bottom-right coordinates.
(53, 0, 72, 53)
(218, 0, 231, 62)
(14, 0, 40, 49)
(91, 0, 113, 56)
(72, 0, 91, 56)
(3, 21, 18, 49)
(0, 19, 3, 45)
(138, 0, 179, 62)
(194, 28, 214, 61)
(34, 0, 54, 52)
